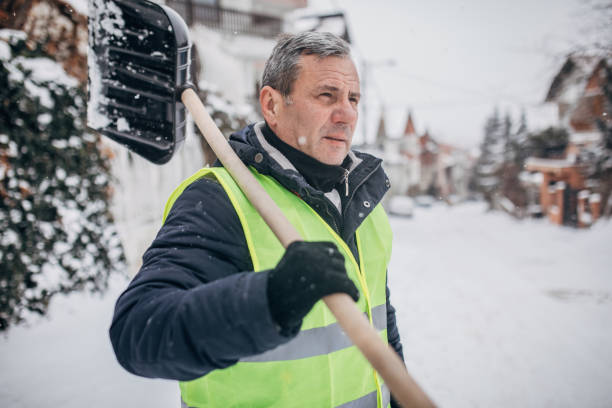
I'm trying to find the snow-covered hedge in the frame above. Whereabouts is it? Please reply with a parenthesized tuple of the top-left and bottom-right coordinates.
(0, 30, 124, 330)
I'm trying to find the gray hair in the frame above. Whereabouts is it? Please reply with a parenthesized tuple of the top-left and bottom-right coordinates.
(262, 31, 351, 97)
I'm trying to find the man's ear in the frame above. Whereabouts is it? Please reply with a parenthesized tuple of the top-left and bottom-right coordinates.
(259, 86, 283, 127)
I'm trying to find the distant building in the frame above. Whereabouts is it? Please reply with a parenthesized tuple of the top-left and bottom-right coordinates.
(166, 0, 308, 107)
(417, 130, 439, 195)
(360, 109, 408, 200)
(399, 113, 421, 194)
(545, 56, 610, 160)
(437, 142, 472, 201)
(525, 55, 611, 227)
(359, 109, 472, 203)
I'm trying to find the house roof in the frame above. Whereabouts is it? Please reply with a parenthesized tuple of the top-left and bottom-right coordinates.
(403, 112, 416, 136)
(569, 131, 602, 145)
(419, 131, 439, 153)
(525, 157, 579, 171)
(545, 55, 607, 104)
(383, 109, 418, 140)
(524, 103, 559, 132)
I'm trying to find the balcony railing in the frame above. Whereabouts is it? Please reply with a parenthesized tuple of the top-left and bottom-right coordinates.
(166, 0, 283, 38)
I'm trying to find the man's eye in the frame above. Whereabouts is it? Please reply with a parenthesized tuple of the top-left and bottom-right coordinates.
(320, 93, 332, 98)
(350, 97, 359, 105)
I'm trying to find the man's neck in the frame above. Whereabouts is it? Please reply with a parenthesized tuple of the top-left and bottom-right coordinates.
(261, 123, 350, 193)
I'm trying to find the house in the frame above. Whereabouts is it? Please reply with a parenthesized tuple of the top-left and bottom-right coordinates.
(360, 109, 471, 203)
(417, 130, 439, 195)
(356, 109, 413, 200)
(525, 55, 611, 227)
(399, 113, 421, 194)
(166, 0, 308, 108)
(357, 109, 407, 200)
(437, 142, 472, 202)
(545, 56, 609, 160)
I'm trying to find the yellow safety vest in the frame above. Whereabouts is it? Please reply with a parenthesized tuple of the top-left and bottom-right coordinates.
(163, 167, 393, 408)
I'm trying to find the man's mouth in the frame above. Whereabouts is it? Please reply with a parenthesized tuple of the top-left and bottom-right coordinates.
(323, 136, 347, 144)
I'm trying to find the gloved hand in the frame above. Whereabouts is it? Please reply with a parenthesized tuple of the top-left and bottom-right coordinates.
(267, 241, 360, 335)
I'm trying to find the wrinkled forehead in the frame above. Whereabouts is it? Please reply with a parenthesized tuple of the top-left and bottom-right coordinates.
(294, 54, 360, 89)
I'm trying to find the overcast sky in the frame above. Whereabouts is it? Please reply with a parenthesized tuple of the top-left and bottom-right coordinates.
(298, 0, 596, 149)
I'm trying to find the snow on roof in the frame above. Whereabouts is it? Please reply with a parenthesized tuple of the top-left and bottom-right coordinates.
(546, 55, 604, 104)
(525, 157, 577, 169)
(569, 131, 602, 145)
(525, 103, 559, 132)
(519, 170, 544, 185)
(557, 78, 586, 104)
(570, 55, 603, 75)
(578, 190, 590, 199)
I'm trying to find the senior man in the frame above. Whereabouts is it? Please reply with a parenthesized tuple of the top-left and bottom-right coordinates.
(110, 31, 404, 408)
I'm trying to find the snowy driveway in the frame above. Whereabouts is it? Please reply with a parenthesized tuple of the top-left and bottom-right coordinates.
(390, 203, 612, 407)
(1, 202, 611, 407)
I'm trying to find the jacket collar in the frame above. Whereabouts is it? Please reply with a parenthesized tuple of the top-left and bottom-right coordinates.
(228, 122, 389, 239)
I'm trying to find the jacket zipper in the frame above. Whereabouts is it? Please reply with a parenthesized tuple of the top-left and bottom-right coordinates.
(342, 161, 382, 214)
(311, 161, 382, 238)
(342, 169, 350, 197)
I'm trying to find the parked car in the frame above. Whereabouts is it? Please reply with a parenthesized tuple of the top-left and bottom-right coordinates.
(414, 195, 436, 208)
(387, 196, 414, 218)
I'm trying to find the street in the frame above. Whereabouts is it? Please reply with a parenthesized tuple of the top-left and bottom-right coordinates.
(1, 202, 611, 407)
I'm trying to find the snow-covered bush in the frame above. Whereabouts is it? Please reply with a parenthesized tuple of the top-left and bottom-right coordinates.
(524, 127, 569, 159)
(0, 30, 125, 330)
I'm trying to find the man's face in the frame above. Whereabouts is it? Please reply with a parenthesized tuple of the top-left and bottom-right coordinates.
(272, 55, 360, 165)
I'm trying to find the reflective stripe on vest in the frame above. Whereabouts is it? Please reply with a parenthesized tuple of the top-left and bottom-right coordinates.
(164, 167, 393, 408)
(182, 385, 390, 408)
(241, 304, 387, 363)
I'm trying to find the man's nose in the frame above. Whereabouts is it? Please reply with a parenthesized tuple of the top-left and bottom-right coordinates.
(331, 97, 358, 125)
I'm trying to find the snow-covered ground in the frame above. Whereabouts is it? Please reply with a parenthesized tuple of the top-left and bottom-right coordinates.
(1, 202, 611, 407)
(389, 203, 612, 407)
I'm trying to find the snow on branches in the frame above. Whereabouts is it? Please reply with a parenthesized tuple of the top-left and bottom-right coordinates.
(0, 30, 125, 330)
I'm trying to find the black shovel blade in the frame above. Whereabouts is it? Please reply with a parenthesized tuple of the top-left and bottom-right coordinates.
(88, 0, 191, 164)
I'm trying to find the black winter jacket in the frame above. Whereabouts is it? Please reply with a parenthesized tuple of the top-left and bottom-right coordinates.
(109, 122, 404, 385)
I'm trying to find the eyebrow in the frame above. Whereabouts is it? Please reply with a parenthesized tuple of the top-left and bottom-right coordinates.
(316, 85, 361, 99)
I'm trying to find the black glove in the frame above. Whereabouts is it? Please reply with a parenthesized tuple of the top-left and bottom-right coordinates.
(267, 241, 360, 334)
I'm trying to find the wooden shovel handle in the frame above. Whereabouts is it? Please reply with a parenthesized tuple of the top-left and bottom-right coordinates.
(181, 88, 435, 408)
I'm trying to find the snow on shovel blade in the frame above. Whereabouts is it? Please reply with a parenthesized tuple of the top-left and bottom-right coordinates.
(88, 0, 191, 164)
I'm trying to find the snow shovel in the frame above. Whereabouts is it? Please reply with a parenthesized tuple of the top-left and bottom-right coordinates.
(88, 1, 435, 406)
